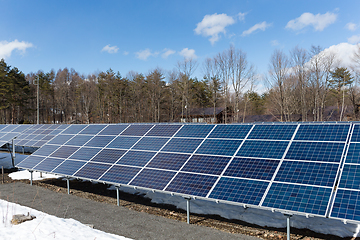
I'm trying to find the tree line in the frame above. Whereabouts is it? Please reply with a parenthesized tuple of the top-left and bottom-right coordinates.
(1, 44, 360, 124)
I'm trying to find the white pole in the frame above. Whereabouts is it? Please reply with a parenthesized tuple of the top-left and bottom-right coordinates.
(37, 75, 39, 125)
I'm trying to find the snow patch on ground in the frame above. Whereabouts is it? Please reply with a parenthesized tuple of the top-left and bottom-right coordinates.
(8, 170, 59, 180)
(0, 199, 131, 240)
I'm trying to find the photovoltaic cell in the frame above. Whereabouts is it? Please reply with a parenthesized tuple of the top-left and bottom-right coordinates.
(165, 173, 218, 197)
(68, 147, 101, 161)
(275, 161, 339, 187)
(16, 155, 45, 169)
(90, 149, 126, 164)
(130, 169, 176, 190)
(330, 189, 360, 221)
(34, 157, 64, 172)
(294, 124, 350, 142)
(49, 146, 79, 159)
(174, 125, 214, 138)
(61, 125, 87, 134)
(338, 165, 360, 190)
(351, 125, 360, 142)
(209, 177, 269, 205)
(33, 145, 60, 156)
(116, 150, 156, 167)
(262, 183, 332, 216)
(79, 125, 106, 135)
(237, 140, 289, 159)
(248, 125, 297, 140)
(74, 162, 110, 179)
(208, 125, 252, 139)
(65, 135, 93, 146)
(161, 138, 203, 153)
(98, 125, 129, 135)
(52, 160, 87, 175)
(224, 158, 279, 180)
(99, 165, 141, 184)
(85, 135, 115, 148)
(107, 136, 140, 149)
(132, 137, 169, 151)
(195, 139, 242, 156)
(285, 142, 345, 163)
(146, 153, 190, 171)
(145, 125, 182, 137)
(181, 155, 231, 175)
(344, 143, 360, 164)
(120, 125, 153, 136)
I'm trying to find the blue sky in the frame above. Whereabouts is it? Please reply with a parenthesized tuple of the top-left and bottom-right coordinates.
(1, 0, 360, 82)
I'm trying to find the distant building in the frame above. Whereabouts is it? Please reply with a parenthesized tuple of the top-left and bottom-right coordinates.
(179, 107, 225, 123)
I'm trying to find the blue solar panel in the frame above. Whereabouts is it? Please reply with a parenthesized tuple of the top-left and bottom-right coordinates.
(174, 125, 214, 138)
(130, 169, 176, 190)
(181, 155, 231, 175)
(330, 189, 360, 221)
(147, 153, 190, 171)
(344, 143, 360, 164)
(338, 165, 360, 190)
(116, 150, 156, 167)
(295, 124, 350, 142)
(224, 158, 279, 180)
(248, 125, 297, 140)
(165, 173, 218, 197)
(52, 160, 87, 175)
(285, 142, 345, 163)
(132, 137, 169, 151)
(16, 155, 46, 169)
(351, 125, 360, 142)
(33, 145, 60, 156)
(208, 125, 252, 139)
(74, 162, 110, 179)
(161, 138, 203, 153)
(195, 139, 242, 156)
(262, 183, 332, 216)
(61, 125, 87, 134)
(34, 157, 64, 172)
(107, 136, 140, 149)
(145, 125, 182, 137)
(90, 149, 126, 164)
(98, 125, 129, 135)
(65, 135, 93, 146)
(121, 125, 154, 136)
(99, 165, 141, 184)
(79, 125, 106, 135)
(85, 135, 116, 148)
(275, 161, 339, 187)
(68, 147, 101, 161)
(237, 140, 289, 159)
(209, 178, 269, 205)
(49, 146, 79, 159)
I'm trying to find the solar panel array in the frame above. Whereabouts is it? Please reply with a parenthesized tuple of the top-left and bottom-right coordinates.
(0, 124, 70, 148)
(14, 122, 360, 223)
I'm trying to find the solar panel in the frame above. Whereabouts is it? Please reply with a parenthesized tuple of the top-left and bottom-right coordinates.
(15, 122, 360, 223)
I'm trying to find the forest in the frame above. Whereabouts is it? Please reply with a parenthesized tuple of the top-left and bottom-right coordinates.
(1, 44, 360, 124)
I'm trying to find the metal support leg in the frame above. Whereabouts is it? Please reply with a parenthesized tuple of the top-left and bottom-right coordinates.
(184, 197, 191, 224)
(30, 171, 33, 185)
(66, 178, 70, 194)
(116, 186, 120, 206)
(284, 214, 292, 240)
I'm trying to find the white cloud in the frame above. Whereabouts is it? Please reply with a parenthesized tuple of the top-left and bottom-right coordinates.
(194, 13, 238, 45)
(348, 35, 360, 44)
(238, 12, 247, 21)
(346, 22, 357, 31)
(135, 49, 159, 60)
(123, 51, 129, 55)
(0, 39, 33, 59)
(162, 48, 176, 59)
(101, 44, 119, 54)
(319, 42, 359, 68)
(179, 48, 197, 60)
(242, 21, 272, 36)
(286, 12, 337, 31)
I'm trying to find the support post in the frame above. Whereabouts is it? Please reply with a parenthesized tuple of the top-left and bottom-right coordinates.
(2, 166, 4, 184)
(30, 171, 33, 185)
(116, 186, 120, 206)
(11, 138, 16, 168)
(184, 197, 191, 224)
(66, 178, 70, 194)
(284, 214, 292, 240)
(22, 146, 25, 154)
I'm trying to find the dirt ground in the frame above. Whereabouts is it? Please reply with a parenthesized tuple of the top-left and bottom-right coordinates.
(1, 169, 358, 240)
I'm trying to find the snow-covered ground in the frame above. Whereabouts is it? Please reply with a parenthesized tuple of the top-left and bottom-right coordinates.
(3, 151, 360, 238)
(0, 199, 131, 240)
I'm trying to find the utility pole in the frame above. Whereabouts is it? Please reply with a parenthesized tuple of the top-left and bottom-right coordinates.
(37, 75, 39, 124)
